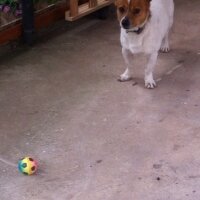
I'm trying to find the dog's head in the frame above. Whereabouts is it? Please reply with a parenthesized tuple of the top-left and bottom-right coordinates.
(115, 0, 151, 33)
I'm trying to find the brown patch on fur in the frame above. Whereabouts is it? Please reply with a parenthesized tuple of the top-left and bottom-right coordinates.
(115, 0, 129, 21)
(115, 0, 151, 27)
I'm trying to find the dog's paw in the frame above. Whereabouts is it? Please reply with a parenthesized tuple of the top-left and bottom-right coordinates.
(118, 74, 132, 82)
(145, 78, 157, 89)
(160, 46, 170, 53)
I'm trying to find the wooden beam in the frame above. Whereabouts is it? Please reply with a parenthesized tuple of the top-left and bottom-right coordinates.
(89, 0, 98, 8)
(0, 23, 21, 44)
(69, 0, 78, 17)
(35, 4, 67, 30)
(66, 0, 114, 21)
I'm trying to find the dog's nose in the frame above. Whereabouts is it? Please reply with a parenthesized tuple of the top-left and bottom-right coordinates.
(121, 17, 130, 29)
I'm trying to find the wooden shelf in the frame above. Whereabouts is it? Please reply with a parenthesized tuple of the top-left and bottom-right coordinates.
(65, 0, 114, 21)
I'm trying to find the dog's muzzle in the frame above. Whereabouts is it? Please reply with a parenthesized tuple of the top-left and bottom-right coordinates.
(122, 16, 150, 35)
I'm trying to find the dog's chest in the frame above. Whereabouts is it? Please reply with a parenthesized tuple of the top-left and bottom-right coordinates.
(120, 32, 144, 54)
(120, 20, 164, 54)
(120, 30, 156, 54)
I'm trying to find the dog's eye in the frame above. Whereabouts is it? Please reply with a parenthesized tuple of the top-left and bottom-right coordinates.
(119, 7, 126, 14)
(133, 8, 141, 15)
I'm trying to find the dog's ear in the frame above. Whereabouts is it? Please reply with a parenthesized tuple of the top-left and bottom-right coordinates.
(114, 0, 124, 7)
(114, 0, 119, 6)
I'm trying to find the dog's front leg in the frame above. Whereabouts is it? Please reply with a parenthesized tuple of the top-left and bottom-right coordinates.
(119, 48, 132, 82)
(145, 52, 158, 89)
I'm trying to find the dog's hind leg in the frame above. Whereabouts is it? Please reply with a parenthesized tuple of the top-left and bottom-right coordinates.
(119, 48, 132, 82)
(145, 52, 158, 89)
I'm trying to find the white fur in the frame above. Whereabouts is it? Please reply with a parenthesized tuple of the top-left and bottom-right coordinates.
(119, 0, 174, 88)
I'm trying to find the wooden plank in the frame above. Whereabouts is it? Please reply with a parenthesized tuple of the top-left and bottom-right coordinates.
(69, 0, 78, 17)
(66, 0, 114, 21)
(0, 23, 21, 44)
(89, 0, 98, 8)
(35, 3, 67, 30)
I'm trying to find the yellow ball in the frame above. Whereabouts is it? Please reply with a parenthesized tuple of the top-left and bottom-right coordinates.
(18, 157, 38, 175)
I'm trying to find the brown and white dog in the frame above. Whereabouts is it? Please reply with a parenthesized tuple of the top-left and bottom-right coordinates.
(115, 0, 174, 88)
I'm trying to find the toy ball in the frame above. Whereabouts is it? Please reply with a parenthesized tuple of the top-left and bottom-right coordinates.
(18, 157, 38, 175)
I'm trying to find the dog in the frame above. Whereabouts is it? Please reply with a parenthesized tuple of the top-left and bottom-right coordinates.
(115, 0, 174, 88)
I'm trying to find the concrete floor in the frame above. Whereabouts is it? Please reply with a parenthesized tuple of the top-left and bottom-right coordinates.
(0, 0, 200, 199)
